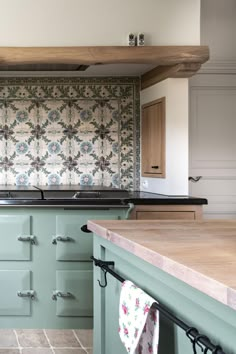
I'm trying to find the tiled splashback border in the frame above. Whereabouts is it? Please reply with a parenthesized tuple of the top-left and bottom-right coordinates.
(0, 77, 140, 189)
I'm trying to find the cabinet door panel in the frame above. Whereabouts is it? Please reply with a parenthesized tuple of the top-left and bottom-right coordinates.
(56, 270, 93, 317)
(0, 215, 31, 260)
(142, 97, 165, 178)
(0, 270, 31, 316)
(56, 212, 121, 261)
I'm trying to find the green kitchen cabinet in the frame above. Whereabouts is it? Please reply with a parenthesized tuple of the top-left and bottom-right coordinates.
(55, 270, 93, 316)
(55, 211, 123, 261)
(55, 214, 93, 261)
(0, 207, 128, 329)
(0, 270, 32, 316)
(0, 215, 33, 261)
(93, 235, 236, 354)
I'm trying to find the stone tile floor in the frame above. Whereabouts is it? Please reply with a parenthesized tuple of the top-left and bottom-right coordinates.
(0, 329, 93, 354)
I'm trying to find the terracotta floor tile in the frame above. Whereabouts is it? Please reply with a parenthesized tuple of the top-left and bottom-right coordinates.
(45, 330, 80, 348)
(73, 330, 93, 348)
(16, 329, 49, 348)
(0, 330, 18, 347)
(86, 349, 93, 354)
(22, 349, 53, 354)
(0, 329, 92, 354)
(54, 350, 86, 354)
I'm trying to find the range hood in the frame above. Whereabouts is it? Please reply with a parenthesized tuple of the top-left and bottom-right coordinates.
(0, 46, 209, 88)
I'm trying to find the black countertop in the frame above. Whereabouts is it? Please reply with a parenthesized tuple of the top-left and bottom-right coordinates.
(126, 191, 207, 205)
(0, 185, 207, 206)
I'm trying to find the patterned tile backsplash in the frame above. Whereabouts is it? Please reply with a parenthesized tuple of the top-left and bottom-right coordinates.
(0, 77, 140, 189)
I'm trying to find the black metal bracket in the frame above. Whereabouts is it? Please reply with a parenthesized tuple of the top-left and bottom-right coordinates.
(91, 256, 115, 288)
(91, 256, 114, 268)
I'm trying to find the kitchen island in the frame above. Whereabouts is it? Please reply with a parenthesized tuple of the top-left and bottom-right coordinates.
(88, 219, 236, 354)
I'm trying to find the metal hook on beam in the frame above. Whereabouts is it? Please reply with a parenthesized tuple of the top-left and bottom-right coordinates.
(98, 268, 108, 288)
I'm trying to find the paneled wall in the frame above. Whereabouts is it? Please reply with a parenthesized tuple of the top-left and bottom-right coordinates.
(201, 0, 236, 71)
(189, 0, 236, 218)
(189, 74, 236, 218)
(0, 77, 140, 188)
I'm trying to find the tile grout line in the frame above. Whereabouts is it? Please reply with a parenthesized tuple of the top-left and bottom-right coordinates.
(13, 329, 22, 354)
(43, 329, 55, 354)
(0, 329, 92, 353)
(72, 329, 88, 353)
(84, 347, 93, 354)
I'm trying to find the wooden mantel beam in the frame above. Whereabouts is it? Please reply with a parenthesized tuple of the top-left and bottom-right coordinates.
(141, 63, 202, 90)
(0, 46, 209, 66)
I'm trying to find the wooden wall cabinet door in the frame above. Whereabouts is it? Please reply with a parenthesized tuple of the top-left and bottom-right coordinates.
(141, 97, 165, 178)
(130, 205, 203, 220)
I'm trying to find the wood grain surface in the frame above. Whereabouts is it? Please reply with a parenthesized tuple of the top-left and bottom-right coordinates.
(88, 219, 236, 310)
(0, 46, 209, 65)
(0, 46, 209, 86)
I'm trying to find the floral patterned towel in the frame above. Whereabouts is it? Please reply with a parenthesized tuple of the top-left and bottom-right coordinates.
(118, 280, 159, 354)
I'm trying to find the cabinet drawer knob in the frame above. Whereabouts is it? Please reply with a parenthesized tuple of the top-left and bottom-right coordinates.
(81, 224, 92, 233)
(151, 165, 159, 169)
(18, 235, 36, 245)
(52, 236, 73, 244)
(17, 290, 35, 299)
(52, 290, 74, 300)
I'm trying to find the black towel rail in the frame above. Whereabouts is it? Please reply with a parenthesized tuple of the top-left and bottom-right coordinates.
(91, 256, 226, 354)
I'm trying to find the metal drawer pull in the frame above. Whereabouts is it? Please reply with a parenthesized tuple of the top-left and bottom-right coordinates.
(52, 236, 73, 244)
(18, 235, 36, 245)
(17, 290, 35, 299)
(52, 290, 73, 300)
(151, 165, 159, 169)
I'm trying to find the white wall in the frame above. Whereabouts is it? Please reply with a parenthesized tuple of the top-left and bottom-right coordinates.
(0, 0, 200, 46)
(188, 0, 236, 217)
(140, 79, 189, 195)
(201, 0, 236, 62)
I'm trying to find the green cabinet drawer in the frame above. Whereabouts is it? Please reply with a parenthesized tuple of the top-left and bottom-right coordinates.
(55, 215, 92, 261)
(55, 270, 93, 317)
(0, 215, 32, 261)
(0, 270, 32, 316)
(55, 211, 123, 261)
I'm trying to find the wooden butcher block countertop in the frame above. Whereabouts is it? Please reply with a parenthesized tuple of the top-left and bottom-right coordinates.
(88, 219, 236, 310)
